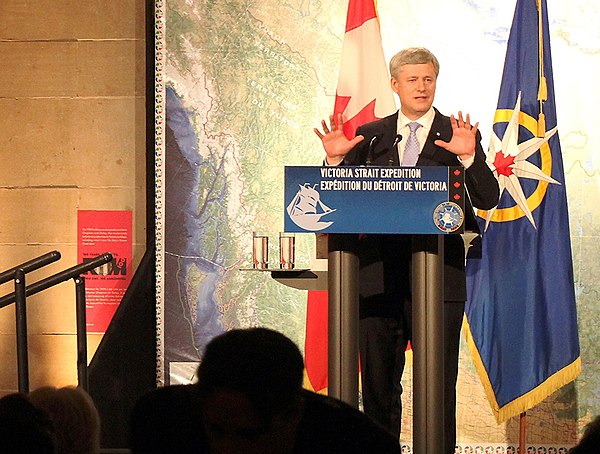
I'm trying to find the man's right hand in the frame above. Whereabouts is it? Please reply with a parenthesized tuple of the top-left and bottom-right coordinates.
(313, 113, 364, 165)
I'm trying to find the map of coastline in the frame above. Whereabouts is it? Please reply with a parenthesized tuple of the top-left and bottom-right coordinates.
(158, 0, 600, 448)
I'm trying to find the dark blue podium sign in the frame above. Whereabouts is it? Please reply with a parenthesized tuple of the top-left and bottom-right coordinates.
(284, 166, 465, 234)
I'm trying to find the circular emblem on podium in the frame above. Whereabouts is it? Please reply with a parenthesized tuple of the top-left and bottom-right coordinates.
(433, 202, 464, 233)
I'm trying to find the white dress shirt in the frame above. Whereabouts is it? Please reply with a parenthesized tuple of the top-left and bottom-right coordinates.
(396, 107, 474, 168)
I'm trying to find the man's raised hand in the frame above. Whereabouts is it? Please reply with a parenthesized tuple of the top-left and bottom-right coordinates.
(433, 111, 478, 160)
(314, 113, 364, 165)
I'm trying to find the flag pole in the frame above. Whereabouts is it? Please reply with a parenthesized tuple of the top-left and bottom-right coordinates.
(519, 412, 527, 453)
(519, 4, 543, 450)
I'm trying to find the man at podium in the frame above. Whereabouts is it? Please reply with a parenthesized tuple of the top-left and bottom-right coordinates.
(314, 47, 499, 453)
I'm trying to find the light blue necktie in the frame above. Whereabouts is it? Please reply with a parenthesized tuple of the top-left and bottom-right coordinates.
(401, 122, 422, 166)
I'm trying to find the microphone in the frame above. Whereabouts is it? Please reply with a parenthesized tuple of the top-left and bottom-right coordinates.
(365, 135, 381, 166)
(388, 134, 403, 166)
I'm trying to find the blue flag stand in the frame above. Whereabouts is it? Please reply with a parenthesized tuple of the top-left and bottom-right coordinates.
(282, 165, 466, 453)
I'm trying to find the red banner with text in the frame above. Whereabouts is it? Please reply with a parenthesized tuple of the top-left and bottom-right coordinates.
(77, 210, 132, 333)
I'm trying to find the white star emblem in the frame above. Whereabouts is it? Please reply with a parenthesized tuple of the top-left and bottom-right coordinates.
(483, 92, 560, 230)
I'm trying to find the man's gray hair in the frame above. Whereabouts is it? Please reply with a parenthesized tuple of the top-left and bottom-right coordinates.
(389, 47, 440, 79)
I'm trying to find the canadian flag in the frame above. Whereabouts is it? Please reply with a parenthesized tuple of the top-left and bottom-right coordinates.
(304, 0, 396, 393)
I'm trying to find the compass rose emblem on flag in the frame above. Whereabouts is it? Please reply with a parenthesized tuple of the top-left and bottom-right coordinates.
(481, 92, 560, 230)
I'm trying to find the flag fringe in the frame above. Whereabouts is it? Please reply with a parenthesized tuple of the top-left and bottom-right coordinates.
(464, 317, 581, 424)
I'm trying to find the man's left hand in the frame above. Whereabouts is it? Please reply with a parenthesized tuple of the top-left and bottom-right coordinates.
(434, 111, 478, 160)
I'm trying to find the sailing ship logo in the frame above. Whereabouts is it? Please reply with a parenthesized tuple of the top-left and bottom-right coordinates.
(287, 183, 336, 231)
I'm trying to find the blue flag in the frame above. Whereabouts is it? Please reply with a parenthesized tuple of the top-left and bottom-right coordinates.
(465, 0, 580, 423)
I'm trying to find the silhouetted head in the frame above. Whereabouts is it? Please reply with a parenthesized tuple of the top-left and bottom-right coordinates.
(29, 386, 101, 454)
(570, 415, 600, 453)
(195, 327, 305, 454)
(0, 392, 55, 454)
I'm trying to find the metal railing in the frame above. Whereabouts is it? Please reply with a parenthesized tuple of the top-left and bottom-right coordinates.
(0, 251, 114, 393)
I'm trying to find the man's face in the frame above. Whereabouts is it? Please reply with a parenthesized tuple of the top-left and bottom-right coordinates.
(391, 61, 437, 120)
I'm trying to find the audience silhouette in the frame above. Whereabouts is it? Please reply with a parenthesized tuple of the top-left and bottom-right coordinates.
(130, 327, 400, 453)
(569, 415, 600, 453)
(0, 392, 54, 454)
(29, 385, 101, 454)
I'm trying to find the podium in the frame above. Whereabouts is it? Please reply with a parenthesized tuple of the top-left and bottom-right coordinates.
(283, 165, 466, 454)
